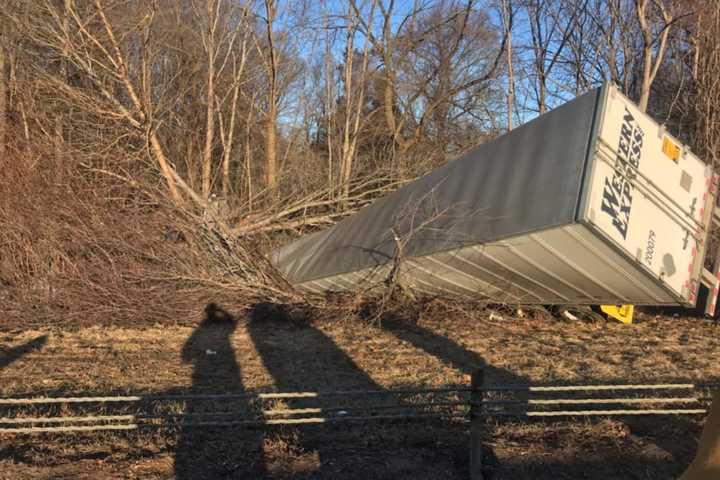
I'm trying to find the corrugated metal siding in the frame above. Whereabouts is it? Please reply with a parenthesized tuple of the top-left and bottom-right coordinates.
(294, 224, 678, 305)
(276, 87, 601, 285)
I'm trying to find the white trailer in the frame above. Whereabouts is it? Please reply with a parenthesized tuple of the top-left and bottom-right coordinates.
(273, 83, 720, 315)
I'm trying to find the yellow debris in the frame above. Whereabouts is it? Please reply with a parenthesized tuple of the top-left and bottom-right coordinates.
(600, 304, 634, 324)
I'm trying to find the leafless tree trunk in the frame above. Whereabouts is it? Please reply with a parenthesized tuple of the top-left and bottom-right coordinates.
(635, 0, 672, 112)
(501, 0, 514, 130)
(261, 0, 279, 195)
(323, 15, 335, 198)
(338, 1, 375, 206)
(338, 23, 357, 204)
(244, 92, 257, 208)
(201, 0, 219, 199)
(219, 66, 240, 199)
(218, 17, 250, 199)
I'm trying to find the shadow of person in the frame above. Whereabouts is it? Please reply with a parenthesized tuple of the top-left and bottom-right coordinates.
(174, 303, 265, 480)
(247, 302, 399, 477)
(0, 335, 48, 370)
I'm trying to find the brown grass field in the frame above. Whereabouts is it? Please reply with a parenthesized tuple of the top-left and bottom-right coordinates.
(1, 304, 719, 479)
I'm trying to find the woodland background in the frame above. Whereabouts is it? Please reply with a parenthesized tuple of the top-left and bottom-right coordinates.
(1, 0, 719, 327)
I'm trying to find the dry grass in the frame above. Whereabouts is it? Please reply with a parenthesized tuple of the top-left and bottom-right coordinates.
(1, 304, 715, 393)
(1, 305, 718, 478)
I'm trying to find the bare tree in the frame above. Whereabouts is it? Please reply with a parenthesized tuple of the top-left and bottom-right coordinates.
(259, 0, 280, 195)
(11, 0, 704, 240)
(348, 0, 507, 177)
(243, 91, 258, 207)
(566, 0, 637, 96)
(402, 2, 507, 152)
(199, 0, 219, 199)
(521, 0, 586, 114)
(323, 11, 336, 198)
(635, 0, 673, 112)
(500, 0, 514, 130)
(693, 2, 720, 165)
(4, 0, 271, 215)
(338, 1, 377, 205)
(218, 37, 251, 199)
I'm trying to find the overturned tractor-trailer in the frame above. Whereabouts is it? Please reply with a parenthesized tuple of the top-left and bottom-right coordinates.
(272, 83, 720, 316)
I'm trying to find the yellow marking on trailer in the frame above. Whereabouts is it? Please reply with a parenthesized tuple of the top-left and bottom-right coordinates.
(662, 136, 680, 163)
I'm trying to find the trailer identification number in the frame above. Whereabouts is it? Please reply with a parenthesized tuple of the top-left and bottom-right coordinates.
(600, 108, 645, 239)
(645, 230, 656, 266)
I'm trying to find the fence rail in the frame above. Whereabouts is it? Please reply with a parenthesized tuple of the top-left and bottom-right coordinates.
(1, 370, 716, 480)
(0, 387, 472, 405)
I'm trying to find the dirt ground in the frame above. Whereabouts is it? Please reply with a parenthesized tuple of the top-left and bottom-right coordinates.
(1, 304, 718, 479)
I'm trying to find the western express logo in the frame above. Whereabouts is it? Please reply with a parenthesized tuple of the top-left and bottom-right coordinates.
(600, 108, 644, 239)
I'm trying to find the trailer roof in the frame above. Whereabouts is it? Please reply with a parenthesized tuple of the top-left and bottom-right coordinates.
(274, 87, 602, 286)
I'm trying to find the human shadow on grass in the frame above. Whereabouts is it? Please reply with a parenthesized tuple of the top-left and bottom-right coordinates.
(174, 303, 265, 480)
(0, 335, 48, 370)
(248, 302, 447, 478)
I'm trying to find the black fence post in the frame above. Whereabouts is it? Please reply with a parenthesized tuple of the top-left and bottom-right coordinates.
(470, 368, 484, 480)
